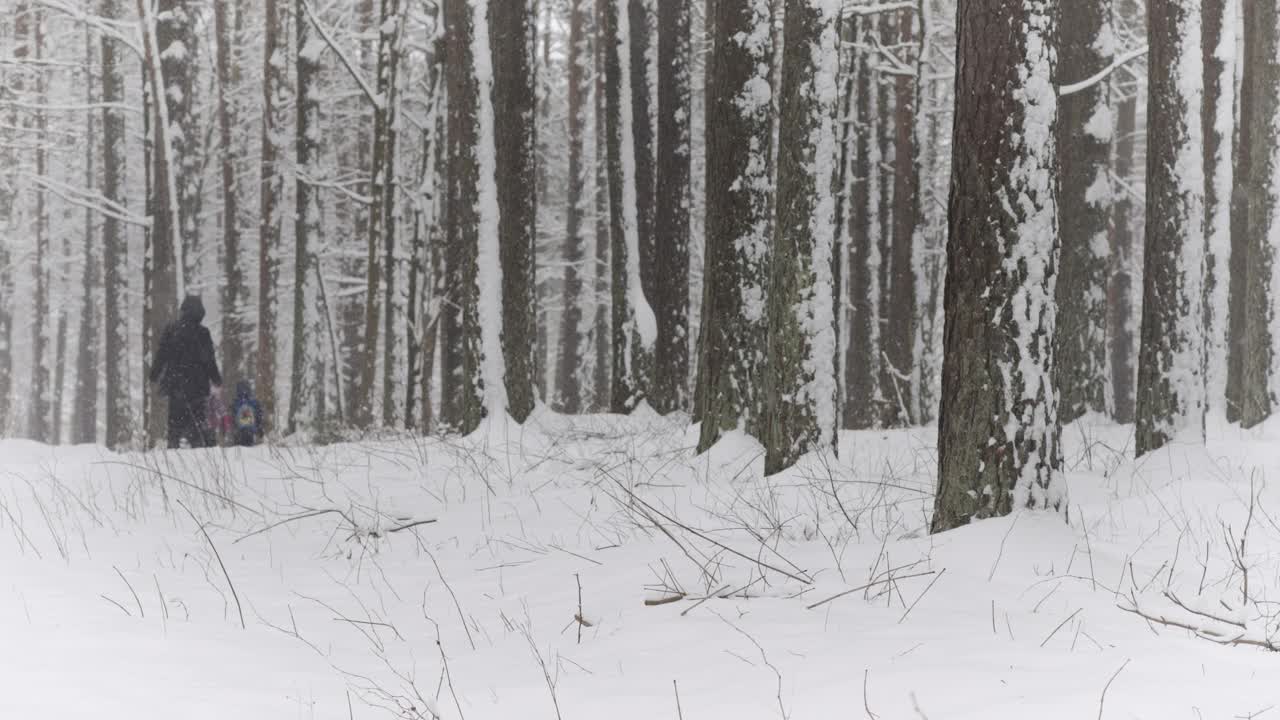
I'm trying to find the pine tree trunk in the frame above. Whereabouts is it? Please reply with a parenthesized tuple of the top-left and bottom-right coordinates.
(491, 0, 539, 422)
(1227, 0, 1256, 423)
(695, 0, 774, 452)
(288, 0, 323, 435)
(215, 0, 247, 391)
(1109, 1, 1140, 425)
(652, 0, 691, 414)
(882, 8, 918, 427)
(102, 0, 130, 447)
(1136, 0, 1207, 454)
(70, 25, 100, 445)
(556, 0, 592, 413)
(256, 0, 286, 432)
(843, 16, 880, 430)
(1203, 0, 1235, 415)
(764, 0, 840, 474)
(591, 1, 612, 411)
(165, 0, 198, 292)
(630, 0, 659, 408)
(30, 11, 50, 442)
(1241, 0, 1280, 429)
(603, 0, 653, 413)
(933, 0, 1061, 532)
(0, 6, 17, 434)
(379, 0, 404, 428)
(1054, 0, 1113, 424)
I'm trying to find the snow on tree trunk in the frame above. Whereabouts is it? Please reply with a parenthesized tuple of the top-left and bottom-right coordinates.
(288, 0, 325, 436)
(214, 0, 248, 394)
(102, 0, 130, 448)
(74, 26, 100, 445)
(256, 0, 287, 432)
(1202, 0, 1236, 417)
(763, 0, 840, 474)
(695, 0, 774, 452)
(1227, 0, 1256, 423)
(603, 0, 656, 413)
(472, 0, 508, 421)
(29, 11, 50, 442)
(379, 2, 404, 428)
(932, 0, 1062, 532)
(652, 0, 692, 415)
(1241, 0, 1280, 429)
(1055, 0, 1114, 424)
(490, 0, 539, 423)
(555, 0, 592, 414)
(843, 15, 882, 430)
(882, 9, 918, 428)
(591, 0, 612, 412)
(1136, 0, 1207, 454)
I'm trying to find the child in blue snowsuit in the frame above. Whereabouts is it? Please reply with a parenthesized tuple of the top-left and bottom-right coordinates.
(231, 381, 265, 447)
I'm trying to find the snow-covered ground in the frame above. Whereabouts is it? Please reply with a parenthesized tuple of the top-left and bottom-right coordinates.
(1, 411, 1277, 718)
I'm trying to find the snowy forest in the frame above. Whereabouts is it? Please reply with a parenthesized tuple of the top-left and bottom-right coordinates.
(6, 0, 1280, 716)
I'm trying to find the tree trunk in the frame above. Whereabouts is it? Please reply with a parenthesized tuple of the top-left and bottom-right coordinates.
(214, 0, 247, 392)
(30, 10, 50, 442)
(591, 1, 612, 411)
(556, 0, 592, 413)
(256, 0, 286, 433)
(764, 0, 840, 473)
(652, 0, 692, 415)
(72, 25, 100, 445)
(695, 0, 774, 452)
(933, 0, 1061, 532)
(1242, 0, 1280, 428)
(603, 0, 654, 413)
(0, 5, 19, 434)
(491, 0, 539, 422)
(288, 0, 324, 435)
(630, 0, 659, 408)
(843, 15, 879, 430)
(1203, 0, 1236, 416)
(379, 0, 404, 428)
(1109, 0, 1140, 425)
(102, 0, 130, 447)
(1227, 0, 1255, 422)
(1136, 0, 1207, 454)
(1054, 0, 1113, 424)
(882, 8, 918, 427)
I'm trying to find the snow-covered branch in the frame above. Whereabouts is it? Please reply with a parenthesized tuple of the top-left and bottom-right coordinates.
(1058, 44, 1149, 97)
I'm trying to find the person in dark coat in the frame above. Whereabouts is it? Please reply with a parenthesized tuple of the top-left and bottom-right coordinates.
(230, 381, 264, 447)
(149, 295, 222, 449)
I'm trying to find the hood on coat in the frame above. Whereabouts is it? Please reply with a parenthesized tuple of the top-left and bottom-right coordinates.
(180, 295, 206, 324)
(235, 381, 253, 401)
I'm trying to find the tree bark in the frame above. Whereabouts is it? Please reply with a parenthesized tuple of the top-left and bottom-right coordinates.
(652, 0, 692, 414)
(1109, 0, 1141, 425)
(214, 0, 247, 392)
(1054, 0, 1113, 424)
(491, 0, 539, 422)
(933, 0, 1061, 532)
(630, 0, 659, 408)
(30, 9, 50, 442)
(1135, 0, 1207, 454)
(102, 0, 130, 447)
(603, 0, 654, 413)
(378, 0, 403, 427)
(591, 0, 612, 411)
(695, 0, 774, 452)
(843, 15, 880, 430)
(764, 0, 840, 474)
(1241, 0, 1280, 429)
(555, 0, 592, 413)
(882, 8, 918, 427)
(1203, 0, 1235, 415)
(288, 0, 324, 435)
(256, 0, 286, 432)
(1227, 0, 1256, 423)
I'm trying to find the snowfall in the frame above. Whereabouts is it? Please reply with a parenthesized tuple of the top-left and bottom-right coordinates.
(1, 409, 1277, 718)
